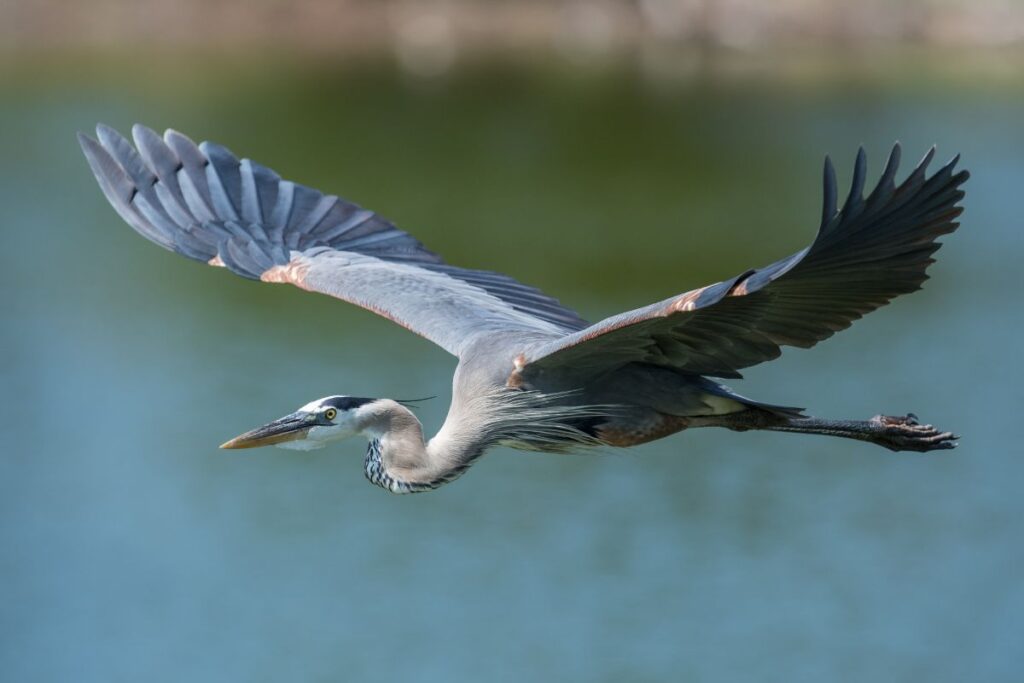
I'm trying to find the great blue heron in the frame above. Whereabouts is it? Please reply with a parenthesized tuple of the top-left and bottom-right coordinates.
(79, 124, 966, 493)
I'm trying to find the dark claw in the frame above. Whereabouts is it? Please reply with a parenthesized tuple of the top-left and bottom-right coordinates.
(874, 413, 958, 453)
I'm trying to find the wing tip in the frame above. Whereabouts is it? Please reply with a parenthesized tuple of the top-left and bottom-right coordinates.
(94, 122, 125, 149)
(130, 122, 162, 149)
(77, 129, 125, 193)
(883, 141, 902, 177)
(845, 145, 868, 208)
(820, 155, 838, 228)
(163, 127, 193, 146)
(917, 145, 937, 172)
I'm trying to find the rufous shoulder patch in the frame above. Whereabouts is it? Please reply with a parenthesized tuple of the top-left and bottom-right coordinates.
(669, 287, 706, 313)
(506, 353, 529, 389)
(261, 257, 311, 287)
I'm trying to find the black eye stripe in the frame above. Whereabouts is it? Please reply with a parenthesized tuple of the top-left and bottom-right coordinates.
(320, 396, 375, 411)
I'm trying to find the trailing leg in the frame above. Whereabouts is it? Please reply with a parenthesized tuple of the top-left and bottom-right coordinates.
(716, 410, 958, 452)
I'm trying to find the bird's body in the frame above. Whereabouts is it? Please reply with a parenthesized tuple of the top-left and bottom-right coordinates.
(79, 124, 967, 493)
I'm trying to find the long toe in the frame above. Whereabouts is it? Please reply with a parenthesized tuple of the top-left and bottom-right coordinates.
(871, 414, 958, 452)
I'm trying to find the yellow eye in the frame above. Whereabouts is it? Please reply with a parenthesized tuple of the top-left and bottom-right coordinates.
(324, 408, 337, 420)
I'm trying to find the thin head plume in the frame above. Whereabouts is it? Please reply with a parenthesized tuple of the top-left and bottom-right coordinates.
(396, 396, 437, 409)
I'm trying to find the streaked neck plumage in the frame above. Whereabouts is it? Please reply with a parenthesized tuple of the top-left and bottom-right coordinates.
(356, 391, 616, 494)
(357, 400, 480, 493)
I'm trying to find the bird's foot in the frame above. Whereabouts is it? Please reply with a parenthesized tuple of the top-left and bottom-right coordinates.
(870, 413, 958, 452)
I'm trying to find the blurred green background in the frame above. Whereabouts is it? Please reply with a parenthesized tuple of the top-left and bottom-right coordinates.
(2, 2, 1023, 681)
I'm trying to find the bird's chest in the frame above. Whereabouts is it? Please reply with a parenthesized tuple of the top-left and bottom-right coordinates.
(595, 412, 691, 447)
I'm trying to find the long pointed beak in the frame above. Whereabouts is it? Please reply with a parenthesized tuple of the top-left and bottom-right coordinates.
(220, 412, 314, 449)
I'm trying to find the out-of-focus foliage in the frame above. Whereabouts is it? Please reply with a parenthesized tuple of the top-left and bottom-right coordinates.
(3, 0, 1024, 59)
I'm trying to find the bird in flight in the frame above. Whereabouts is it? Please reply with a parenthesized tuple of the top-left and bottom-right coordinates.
(79, 124, 967, 493)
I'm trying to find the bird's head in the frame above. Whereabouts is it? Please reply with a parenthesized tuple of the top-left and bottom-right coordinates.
(220, 395, 378, 451)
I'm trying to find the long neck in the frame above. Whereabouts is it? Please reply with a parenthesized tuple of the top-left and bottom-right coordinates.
(356, 400, 482, 493)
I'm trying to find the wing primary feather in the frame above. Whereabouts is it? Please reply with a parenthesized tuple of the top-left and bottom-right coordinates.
(96, 124, 156, 189)
(78, 132, 176, 250)
(820, 155, 837, 231)
(902, 146, 936, 193)
(238, 159, 264, 225)
(866, 142, 902, 207)
(131, 192, 186, 243)
(97, 124, 180, 234)
(164, 130, 218, 222)
(268, 180, 295, 242)
(248, 160, 282, 225)
(132, 125, 190, 218)
(79, 133, 135, 207)
(199, 141, 242, 221)
(175, 168, 218, 225)
(841, 146, 867, 220)
(153, 182, 196, 227)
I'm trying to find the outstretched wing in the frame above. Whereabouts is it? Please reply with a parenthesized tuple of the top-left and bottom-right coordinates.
(79, 124, 587, 358)
(521, 145, 968, 380)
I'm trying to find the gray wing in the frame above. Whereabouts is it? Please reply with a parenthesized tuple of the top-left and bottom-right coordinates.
(522, 145, 968, 380)
(79, 124, 587, 358)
